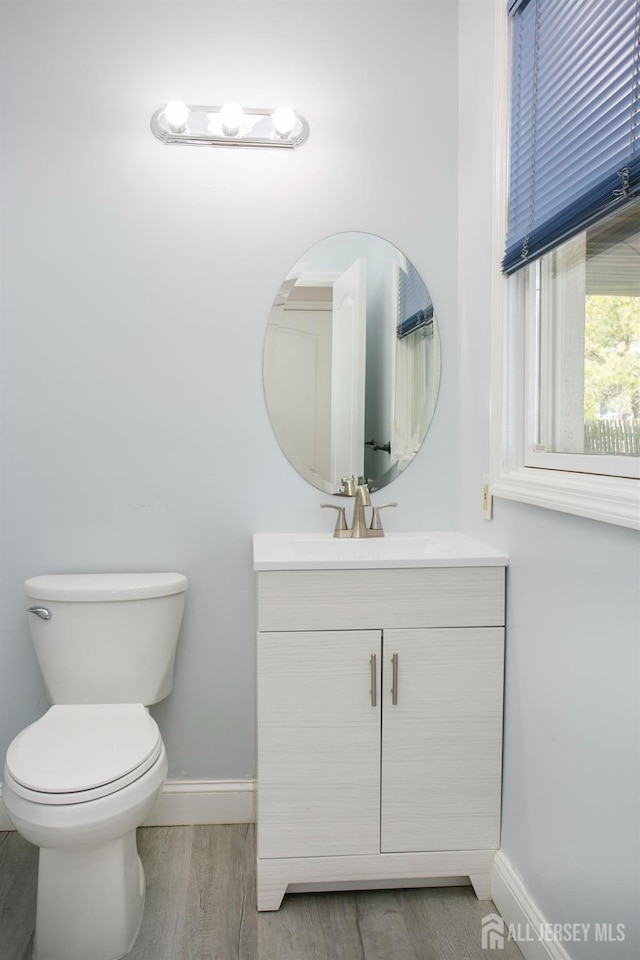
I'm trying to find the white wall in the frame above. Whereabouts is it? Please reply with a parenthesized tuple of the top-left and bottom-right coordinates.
(0, 1, 459, 778)
(458, 2, 639, 958)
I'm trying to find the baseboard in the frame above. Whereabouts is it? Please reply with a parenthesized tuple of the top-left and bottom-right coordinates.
(0, 778, 256, 830)
(491, 851, 572, 960)
(142, 778, 256, 826)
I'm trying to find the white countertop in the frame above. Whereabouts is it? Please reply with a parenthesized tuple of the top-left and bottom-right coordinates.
(253, 531, 507, 571)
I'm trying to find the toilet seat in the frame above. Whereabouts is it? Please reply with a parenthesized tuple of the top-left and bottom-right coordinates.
(5, 704, 162, 805)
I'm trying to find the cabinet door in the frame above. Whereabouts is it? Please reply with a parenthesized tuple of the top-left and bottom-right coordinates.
(257, 630, 381, 859)
(381, 628, 504, 853)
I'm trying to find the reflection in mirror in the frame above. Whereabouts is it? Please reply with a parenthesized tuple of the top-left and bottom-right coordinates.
(263, 232, 441, 494)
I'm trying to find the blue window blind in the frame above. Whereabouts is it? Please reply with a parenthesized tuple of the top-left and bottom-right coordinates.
(397, 262, 433, 339)
(503, 0, 640, 274)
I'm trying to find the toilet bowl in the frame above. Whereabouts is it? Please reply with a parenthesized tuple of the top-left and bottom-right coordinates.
(3, 704, 168, 960)
(3, 572, 188, 960)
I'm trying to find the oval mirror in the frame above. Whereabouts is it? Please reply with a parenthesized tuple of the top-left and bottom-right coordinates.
(263, 232, 441, 494)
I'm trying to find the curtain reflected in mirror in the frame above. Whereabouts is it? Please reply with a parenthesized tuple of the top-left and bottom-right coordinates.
(263, 232, 441, 494)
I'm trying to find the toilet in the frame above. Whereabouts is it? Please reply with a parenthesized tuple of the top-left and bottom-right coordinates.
(2, 572, 188, 960)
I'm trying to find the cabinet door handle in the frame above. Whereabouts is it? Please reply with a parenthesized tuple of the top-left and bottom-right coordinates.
(370, 653, 377, 707)
(391, 652, 399, 705)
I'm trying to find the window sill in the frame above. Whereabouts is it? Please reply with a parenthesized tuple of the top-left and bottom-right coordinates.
(491, 467, 640, 530)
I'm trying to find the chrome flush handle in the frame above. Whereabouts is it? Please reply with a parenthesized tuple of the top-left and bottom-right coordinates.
(28, 606, 51, 620)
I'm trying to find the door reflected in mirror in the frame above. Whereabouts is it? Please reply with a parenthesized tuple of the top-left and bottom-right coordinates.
(263, 232, 441, 494)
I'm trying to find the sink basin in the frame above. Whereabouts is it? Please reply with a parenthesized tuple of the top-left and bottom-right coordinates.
(253, 532, 507, 570)
(290, 534, 434, 561)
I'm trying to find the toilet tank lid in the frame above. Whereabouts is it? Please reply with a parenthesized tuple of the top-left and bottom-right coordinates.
(24, 572, 189, 602)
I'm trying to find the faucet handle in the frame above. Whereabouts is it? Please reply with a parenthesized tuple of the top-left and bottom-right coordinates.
(320, 503, 349, 538)
(369, 502, 397, 537)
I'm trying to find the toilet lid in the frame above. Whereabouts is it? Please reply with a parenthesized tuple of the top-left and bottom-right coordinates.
(6, 704, 161, 795)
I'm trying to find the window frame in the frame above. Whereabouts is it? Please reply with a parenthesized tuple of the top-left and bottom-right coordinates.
(523, 245, 640, 480)
(489, 2, 640, 530)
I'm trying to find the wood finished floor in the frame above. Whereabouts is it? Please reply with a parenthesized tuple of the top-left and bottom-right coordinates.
(0, 825, 524, 960)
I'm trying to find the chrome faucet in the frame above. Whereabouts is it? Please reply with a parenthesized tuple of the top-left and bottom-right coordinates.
(350, 484, 372, 538)
(321, 482, 397, 538)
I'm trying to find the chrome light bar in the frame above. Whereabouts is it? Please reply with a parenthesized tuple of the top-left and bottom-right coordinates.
(150, 101, 309, 150)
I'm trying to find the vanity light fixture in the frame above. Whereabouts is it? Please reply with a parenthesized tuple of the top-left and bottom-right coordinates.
(150, 100, 309, 149)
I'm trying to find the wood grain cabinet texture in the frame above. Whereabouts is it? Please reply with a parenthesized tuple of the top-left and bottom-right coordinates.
(256, 566, 505, 911)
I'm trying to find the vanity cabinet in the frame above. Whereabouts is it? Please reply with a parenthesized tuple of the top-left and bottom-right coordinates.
(255, 561, 506, 911)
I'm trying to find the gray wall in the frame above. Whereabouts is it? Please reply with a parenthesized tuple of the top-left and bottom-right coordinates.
(0, 1, 459, 779)
(458, 1, 639, 957)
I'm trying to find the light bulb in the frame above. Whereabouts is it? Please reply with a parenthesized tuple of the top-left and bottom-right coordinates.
(164, 100, 189, 131)
(271, 105, 296, 138)
(220, 102, 244, 136)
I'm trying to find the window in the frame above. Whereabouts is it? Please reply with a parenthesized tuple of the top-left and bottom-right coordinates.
(525, 201, 640, 480)
(492, 0, 640, 528)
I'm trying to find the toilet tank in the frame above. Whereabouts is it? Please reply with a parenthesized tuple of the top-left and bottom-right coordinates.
(24, 573, 188, 705)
